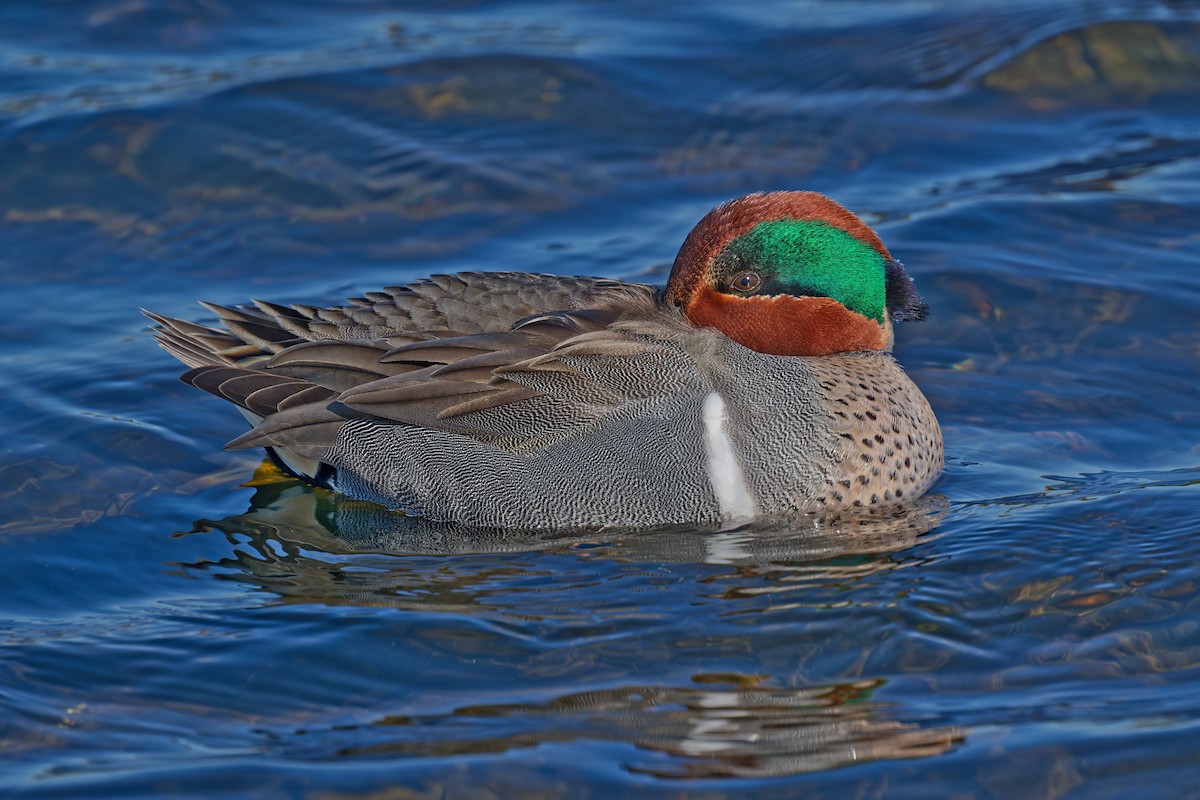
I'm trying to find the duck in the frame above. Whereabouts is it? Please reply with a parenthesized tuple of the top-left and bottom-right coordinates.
(147, 191, 943, 530)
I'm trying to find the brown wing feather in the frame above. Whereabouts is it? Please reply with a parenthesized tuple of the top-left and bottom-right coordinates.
(147, 273, 664, 454)
(270, 272, 648, 342)
(330, 305, 631, 429)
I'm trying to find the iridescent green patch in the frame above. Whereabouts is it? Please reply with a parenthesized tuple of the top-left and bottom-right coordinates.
(729, 219, 887, 322)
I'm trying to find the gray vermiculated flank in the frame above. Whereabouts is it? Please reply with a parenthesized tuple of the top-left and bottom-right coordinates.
(326, 327, 715, 528)
(325, 322, 850, 529)
(329, 400, 719, 529)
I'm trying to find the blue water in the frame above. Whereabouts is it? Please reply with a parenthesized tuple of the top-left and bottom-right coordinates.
(2, 1, 1199, 797)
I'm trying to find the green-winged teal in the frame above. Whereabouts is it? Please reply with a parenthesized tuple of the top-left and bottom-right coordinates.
(148, 191, 942, 529)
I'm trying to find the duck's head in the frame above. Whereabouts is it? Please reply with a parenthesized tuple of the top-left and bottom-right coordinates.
(664, 191, 929, 356)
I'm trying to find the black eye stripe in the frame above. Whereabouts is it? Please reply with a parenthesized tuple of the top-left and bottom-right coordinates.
(715, 245, 831, 301)
(766, 281, 827, 299)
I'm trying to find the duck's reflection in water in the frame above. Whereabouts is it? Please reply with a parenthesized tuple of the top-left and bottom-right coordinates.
(186, 474, 948, 606)
(177, 469, 960, 778)
(336, 677, 962, 779)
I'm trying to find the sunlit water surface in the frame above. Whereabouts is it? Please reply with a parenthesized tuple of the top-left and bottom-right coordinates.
(2, 1, 1198, 797)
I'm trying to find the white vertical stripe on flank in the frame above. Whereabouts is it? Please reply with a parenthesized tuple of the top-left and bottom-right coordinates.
(701, 390, 757, 522)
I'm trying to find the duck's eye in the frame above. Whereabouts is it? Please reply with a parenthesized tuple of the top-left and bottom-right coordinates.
(731, 271, 762, 294)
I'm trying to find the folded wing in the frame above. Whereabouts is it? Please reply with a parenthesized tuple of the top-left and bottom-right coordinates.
(146, 272, 669, 466)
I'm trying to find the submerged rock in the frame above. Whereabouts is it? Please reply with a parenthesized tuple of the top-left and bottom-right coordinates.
(984, 20, 1200, 101)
